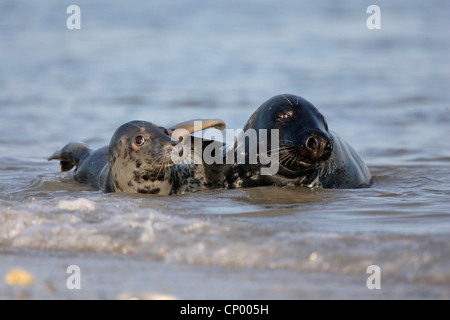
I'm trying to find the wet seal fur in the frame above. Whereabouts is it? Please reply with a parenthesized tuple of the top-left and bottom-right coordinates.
(49, 119, 226, 195)
(224, 94, 372, 189)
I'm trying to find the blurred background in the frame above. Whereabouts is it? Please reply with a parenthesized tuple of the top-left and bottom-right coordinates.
(1, 0, 448, 160)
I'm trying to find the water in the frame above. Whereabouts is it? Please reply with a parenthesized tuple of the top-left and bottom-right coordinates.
(0, 0, 449, 299)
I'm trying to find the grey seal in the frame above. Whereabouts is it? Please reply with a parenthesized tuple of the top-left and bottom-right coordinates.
(224, 94, 372, 189)
(49, 119, 226, 195)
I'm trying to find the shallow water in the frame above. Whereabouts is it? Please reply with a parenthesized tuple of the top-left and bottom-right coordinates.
(0, 0, 449, 299)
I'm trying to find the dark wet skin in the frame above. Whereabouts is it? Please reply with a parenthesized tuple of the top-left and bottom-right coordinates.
(224, 94, 372, 189)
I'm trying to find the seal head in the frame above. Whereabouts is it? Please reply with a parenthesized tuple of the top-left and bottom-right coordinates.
(49, 119, 227, 195)
(246, 94, 333, 176)
(224, 94, 372, 189)
(108, 120, 178, 194)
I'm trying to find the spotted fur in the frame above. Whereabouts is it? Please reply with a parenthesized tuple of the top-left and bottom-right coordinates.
(49, 120, 224, 195)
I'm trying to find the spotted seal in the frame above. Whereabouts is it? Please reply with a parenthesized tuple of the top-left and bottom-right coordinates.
(224, 94, 372, 189)
(49, 119, 226, 195)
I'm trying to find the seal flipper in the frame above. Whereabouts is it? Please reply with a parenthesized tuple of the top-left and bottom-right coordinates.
(49, 142, 110, 190)
(48, 142, 91, 172)
(166, 119, 226, 137)
(165, 119, 228, 189)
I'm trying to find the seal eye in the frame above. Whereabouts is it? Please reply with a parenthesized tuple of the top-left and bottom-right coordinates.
(278, 110, 293, 120)
(134, 135, 146, 146)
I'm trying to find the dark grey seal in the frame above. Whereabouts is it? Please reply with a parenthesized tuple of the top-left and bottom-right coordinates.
(224, 94, 372, 189)
(49, 119, 226, 195)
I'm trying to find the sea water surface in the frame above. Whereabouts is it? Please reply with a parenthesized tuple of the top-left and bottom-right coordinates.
(0, 0, 449, 299)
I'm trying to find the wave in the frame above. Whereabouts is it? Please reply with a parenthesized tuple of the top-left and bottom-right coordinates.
(1, 196, 449, 287)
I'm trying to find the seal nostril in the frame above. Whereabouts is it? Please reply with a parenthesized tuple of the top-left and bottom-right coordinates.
(325, 140, 333, 152)
(306, 137, 317, 150)
(179, 149, 183, 157)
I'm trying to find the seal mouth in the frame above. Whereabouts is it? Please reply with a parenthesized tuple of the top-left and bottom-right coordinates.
(278, 146, 318, 170)
(136, 161, 177, 183)
(290, 160, 316, 168)
(145, 163, 176, 169)
(280, 159, 317, 172)
(138, 149, 179, 177)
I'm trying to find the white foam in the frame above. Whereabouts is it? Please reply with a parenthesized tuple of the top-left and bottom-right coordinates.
(57, 198, 95, 212)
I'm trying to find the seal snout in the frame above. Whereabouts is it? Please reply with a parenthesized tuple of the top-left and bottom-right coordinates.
(304, 133, 333, 161)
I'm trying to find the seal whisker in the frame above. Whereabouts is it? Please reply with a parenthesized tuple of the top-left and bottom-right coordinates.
(163, 160, 173, 179)
(225, 94, 372, 189)
(278, 153, 293, 165)
(50, 119, 218, 195)
(156, 158, 165, 179)
(288, 153, 298, 167)
(281, 94, 294, 107)
(284, 154, 296, 167)
(263, 145, 292, 158)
